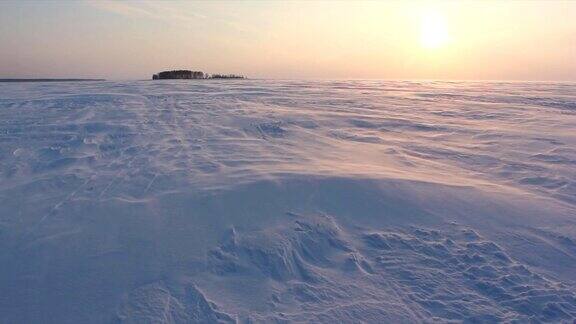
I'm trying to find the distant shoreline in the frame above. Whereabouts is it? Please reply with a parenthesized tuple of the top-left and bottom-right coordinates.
(0, 78, 105, 83)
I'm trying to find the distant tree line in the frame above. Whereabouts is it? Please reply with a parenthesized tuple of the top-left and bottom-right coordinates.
(209, 74, 245, 79)
(153, 70, 204, 80)
(152, 70, 245, 80)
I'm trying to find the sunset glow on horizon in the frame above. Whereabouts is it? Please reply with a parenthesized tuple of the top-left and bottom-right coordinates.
(0, 0, 575, 80)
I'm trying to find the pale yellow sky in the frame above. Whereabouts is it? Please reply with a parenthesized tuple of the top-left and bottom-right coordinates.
(1, 1, 575, 80)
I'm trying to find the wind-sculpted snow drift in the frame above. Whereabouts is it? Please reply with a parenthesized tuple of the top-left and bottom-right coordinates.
(1, 80, 575, 323)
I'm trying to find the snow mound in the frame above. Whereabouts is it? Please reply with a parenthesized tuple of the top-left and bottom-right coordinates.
(118, 282, 235, 324)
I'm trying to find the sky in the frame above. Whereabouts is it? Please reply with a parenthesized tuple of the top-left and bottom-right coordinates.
(0, 0, 575, 81)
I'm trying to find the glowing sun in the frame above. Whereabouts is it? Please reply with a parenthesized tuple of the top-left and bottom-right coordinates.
(420, 10, 450, 49)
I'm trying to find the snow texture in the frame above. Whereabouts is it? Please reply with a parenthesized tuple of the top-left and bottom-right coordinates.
(1, 80, 575, 323)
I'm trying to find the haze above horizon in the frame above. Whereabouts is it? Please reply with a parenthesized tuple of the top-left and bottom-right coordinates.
(1, 0, 574, 81)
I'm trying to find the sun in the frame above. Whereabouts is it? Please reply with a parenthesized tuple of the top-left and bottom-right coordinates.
(420, 10, 450, 49)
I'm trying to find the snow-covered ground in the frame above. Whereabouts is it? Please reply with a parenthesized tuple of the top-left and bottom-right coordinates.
(1, 80, 575, 323)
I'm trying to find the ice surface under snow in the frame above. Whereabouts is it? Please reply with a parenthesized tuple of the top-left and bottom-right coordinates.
(1, 80, 576, 323)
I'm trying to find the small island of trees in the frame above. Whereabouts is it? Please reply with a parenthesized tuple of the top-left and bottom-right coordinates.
(152, 70, 245, 80)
